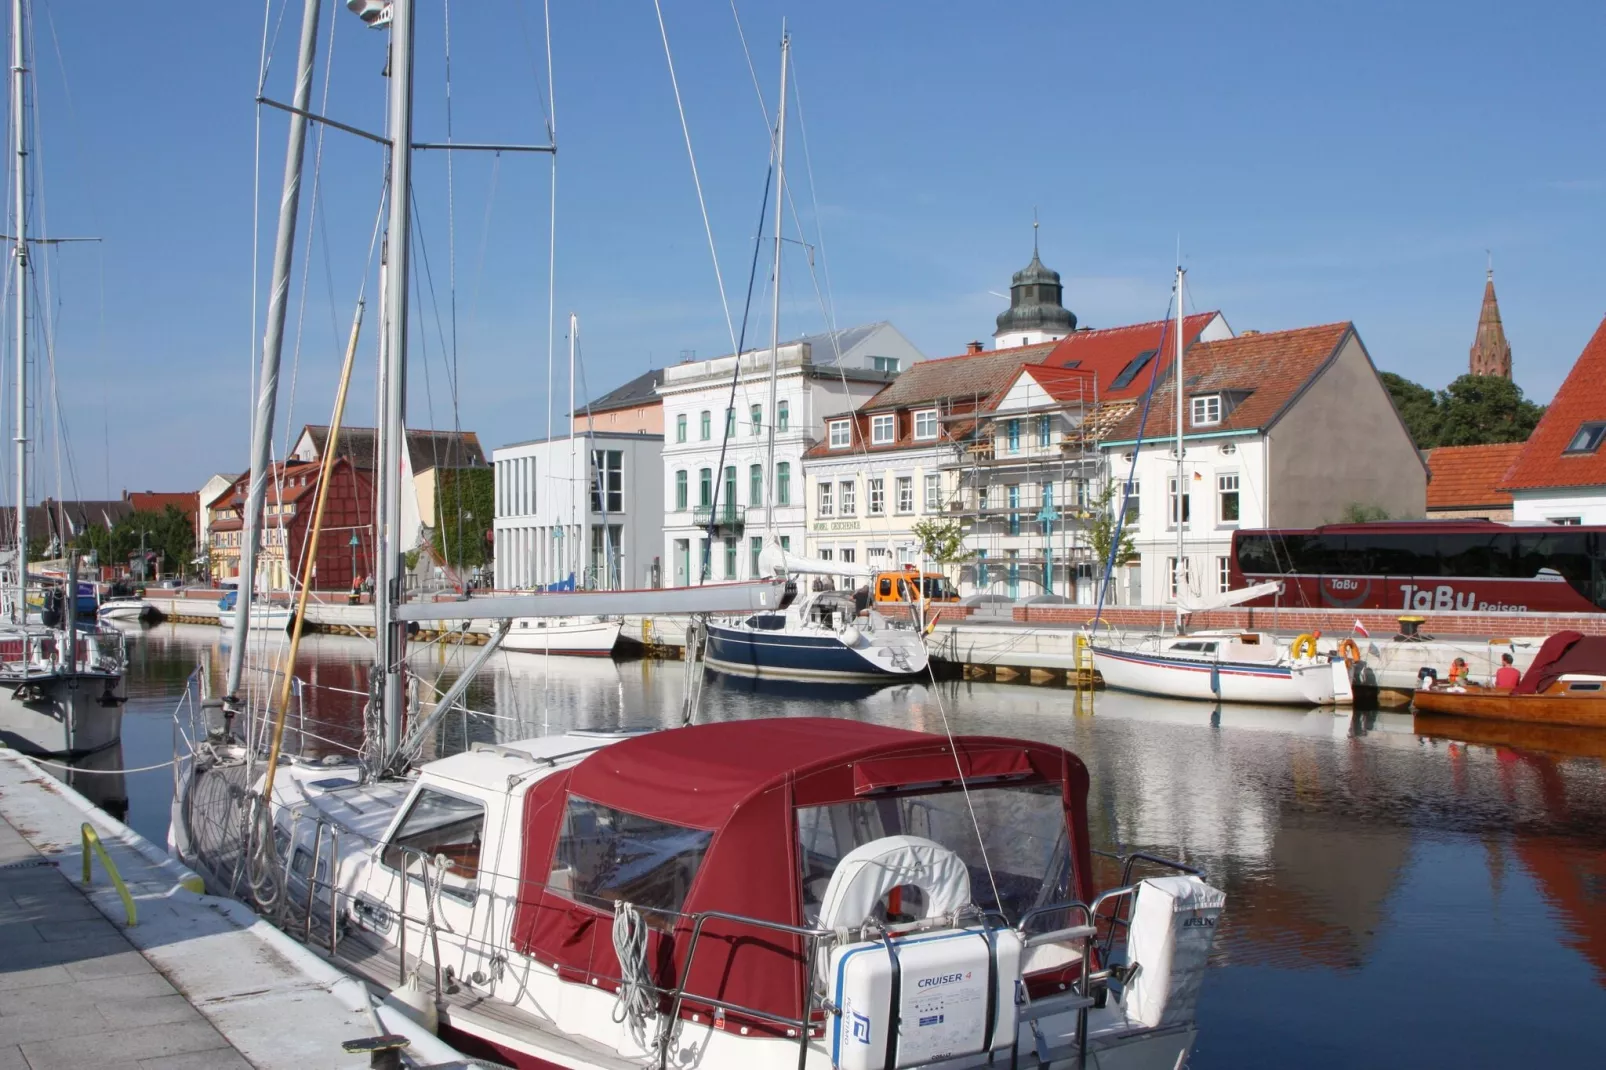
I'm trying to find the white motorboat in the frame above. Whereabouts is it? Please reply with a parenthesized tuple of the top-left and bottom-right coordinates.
(1092, 630, 1353, 706)
(97, 597, 157, 623)
(173, 717, 1227, 1070)
(501, 615, 622, 657)
(705, 588, 929, 683)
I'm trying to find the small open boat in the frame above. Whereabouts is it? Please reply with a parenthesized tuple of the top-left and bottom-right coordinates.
(1412, 631, 1606, 729)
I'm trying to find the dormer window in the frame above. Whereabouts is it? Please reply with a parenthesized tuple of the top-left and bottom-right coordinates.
(829, 420, 852, 449)
(914, 409, 938, 440)
(871, 356, 900, 374)
(1190, 394, 1222, 427)
(1564, 421, 1606, 455)
(870, 414, 895, 445)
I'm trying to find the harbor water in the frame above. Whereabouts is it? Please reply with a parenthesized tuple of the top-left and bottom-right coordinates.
(99, 622, 1606, 1069)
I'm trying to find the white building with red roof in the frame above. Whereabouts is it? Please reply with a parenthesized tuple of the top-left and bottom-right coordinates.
(1102, 322, 1425, 606)
(1501, 315, 1606, 525)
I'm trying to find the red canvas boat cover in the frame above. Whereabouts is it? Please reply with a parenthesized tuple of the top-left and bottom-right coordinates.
(1515, 631, 1606, 694)
(509, 717, 1091, 1031)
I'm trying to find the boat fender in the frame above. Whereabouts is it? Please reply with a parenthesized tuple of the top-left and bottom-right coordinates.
(1337, 638, 1361, 667)
(385, 972, 439, 1034)
(839, 624, 861, 647)
(1290, 633, 1318, 660)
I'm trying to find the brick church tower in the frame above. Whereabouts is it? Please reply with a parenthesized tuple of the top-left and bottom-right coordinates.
(1469, 268, 1512, 378)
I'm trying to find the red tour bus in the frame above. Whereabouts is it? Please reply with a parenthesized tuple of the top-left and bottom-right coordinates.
(1229, 520, 1606, 614)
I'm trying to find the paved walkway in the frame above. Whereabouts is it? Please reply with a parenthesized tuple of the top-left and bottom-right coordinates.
(0, 816, 250, 1070)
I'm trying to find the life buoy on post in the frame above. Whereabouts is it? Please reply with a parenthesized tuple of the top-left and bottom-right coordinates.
(1291, 633, 1318, 660)
(1338, 638, 1361, 667)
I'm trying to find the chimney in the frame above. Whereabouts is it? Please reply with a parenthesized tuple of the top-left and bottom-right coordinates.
(966, 340, 985, 354)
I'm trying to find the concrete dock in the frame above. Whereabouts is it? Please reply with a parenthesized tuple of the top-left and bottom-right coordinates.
(0, 750, 481, 1070)
(1, 814, 253, 1069)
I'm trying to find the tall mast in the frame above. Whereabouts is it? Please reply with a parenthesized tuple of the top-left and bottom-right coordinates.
(224, 0, 322, 697)
(377, 0, 415, 761)
(1174, 264, 1185, 625)
(10, 0, 26, 622)
(568, 312, 576, 585)
(763, 26, 788, 543)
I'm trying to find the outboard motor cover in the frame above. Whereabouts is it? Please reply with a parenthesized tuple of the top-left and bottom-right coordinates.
(829, 927, 1021, 1070)
(1120, 875, 1226, 1029)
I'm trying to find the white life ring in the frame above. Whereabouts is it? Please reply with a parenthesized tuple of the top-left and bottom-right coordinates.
(815, 835, 972, 933)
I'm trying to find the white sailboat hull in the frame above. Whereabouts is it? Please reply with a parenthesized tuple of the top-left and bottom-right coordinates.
(501, 617, 621, 657)
(0, 671, 125, 759)
(218, 605, 294, 632)
(1093, 646, 1351, 706)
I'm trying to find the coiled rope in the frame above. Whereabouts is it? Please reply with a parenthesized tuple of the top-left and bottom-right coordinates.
(611, 900, 665, 1052)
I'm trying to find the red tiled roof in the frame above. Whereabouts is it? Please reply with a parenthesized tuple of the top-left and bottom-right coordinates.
(1104, 322, 1353, 443)
(1004, 364, 1098, 405)
(1040, 312, 1222, 401)
(1501, 314, 1606, 491)
(206, 461, 324, 511)
(857, 341, 1059, 413)
(1425, 443, 1523, 509)
(124, 491, 198, 517)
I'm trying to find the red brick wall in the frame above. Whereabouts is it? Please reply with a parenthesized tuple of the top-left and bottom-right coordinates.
(1013, 604, 1606, 637)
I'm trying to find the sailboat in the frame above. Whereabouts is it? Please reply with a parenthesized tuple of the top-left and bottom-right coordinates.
(170, 7, 1225, 1069)
(701, 37, 929, 685)
(0, 0, 126, 759)
(502, 315, 623, 659)
(1089, 268, 1350, 707)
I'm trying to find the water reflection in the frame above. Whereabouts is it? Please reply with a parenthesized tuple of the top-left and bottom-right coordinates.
(106, 623, 1606, 1065)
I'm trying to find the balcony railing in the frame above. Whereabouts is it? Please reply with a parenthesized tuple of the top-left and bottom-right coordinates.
(692, 504, 746, 530)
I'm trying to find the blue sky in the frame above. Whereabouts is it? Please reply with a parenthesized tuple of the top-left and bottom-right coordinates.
(19, 0, 1606, 495)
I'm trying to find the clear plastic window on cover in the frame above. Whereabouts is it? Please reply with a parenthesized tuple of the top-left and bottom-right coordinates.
(796, 784, 1071, 926)
(551, 796, 714, 924)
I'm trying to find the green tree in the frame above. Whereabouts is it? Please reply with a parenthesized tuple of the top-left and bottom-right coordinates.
(1341, 502, 1391, 523)
(1435, 374, 1545, 447)
(77, 505, 195, 579)
(911, 516, 973, 568)
(1088, 479, 1137, 572)
(430, 467, 495, 570)
(1380, 371, 1441, 449)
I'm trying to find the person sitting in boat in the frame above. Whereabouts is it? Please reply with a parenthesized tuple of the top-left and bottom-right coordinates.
(1494, 653, 1520, 690)
(852, 584, 871, 617)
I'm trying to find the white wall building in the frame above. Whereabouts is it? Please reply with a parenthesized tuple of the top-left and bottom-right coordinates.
(1103, 323, 1426, 606)
(1503, 313, 1606, 527)
(493, 431, 664, 590)
(657, 323, 922, 586)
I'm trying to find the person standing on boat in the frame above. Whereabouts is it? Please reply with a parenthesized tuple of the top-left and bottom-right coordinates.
(1494, 653, 1520, 689)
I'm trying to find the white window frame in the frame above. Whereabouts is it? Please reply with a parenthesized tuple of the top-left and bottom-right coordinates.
(818, 481, 834, 517)
(1190, 394, 1222, 427)
(913, 409, 938, 441)
(829, 420, 851, 449)
(1217, 472, 1240, 527)
(870, 413, 895, 445)
(1167, 477, 1191, 528)
(924, 473, 942, 512)
(868, 477, 886, 516)
(1218, 555, 1231, 593)
(896, 476, 914, 515)
(839, 480, 857, 516)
